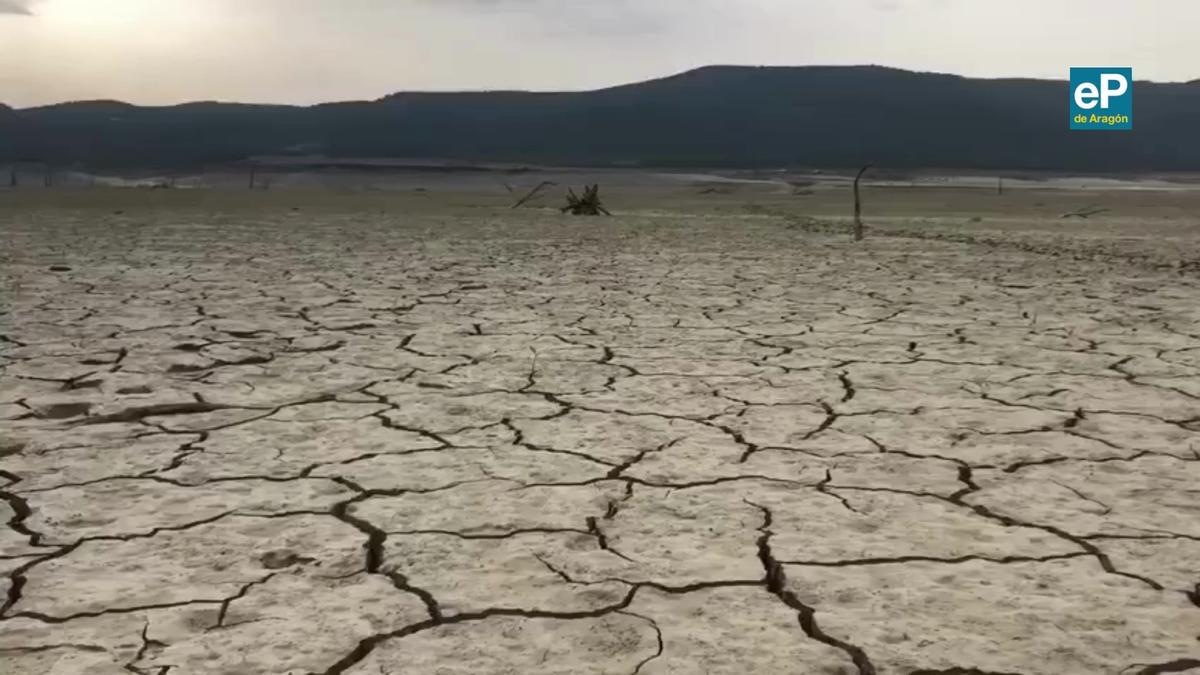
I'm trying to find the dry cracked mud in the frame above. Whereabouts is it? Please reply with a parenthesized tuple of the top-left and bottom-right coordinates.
(2, 203, 1199, 674)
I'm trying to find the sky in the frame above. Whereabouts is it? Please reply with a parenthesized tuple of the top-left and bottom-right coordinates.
(1, 0, 1196, 107)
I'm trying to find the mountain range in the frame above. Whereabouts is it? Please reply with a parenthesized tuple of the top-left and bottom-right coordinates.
(2, 65, 1198, 171)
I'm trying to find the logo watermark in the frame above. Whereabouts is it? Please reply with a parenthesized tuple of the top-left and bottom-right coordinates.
(1070, 67, 1132, 131)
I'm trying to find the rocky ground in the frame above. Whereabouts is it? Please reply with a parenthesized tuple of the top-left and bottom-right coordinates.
(2, 199, 1198, 674)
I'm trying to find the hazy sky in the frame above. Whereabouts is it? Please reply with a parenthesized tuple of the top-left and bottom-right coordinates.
(1, 0, 1196, 107)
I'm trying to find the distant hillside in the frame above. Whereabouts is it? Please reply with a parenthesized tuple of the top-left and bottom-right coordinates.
(3, 66, 1198, 171)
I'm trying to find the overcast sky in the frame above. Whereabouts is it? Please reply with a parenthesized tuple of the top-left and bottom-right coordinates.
(1, 0, 1196, 107)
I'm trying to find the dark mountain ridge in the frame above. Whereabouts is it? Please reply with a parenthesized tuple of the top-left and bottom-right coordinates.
(3, 65, 1197, 171)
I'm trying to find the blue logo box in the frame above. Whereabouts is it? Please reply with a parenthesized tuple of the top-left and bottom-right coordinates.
(1070, 67, 1133, 131)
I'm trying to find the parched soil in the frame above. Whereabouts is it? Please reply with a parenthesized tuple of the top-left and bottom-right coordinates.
(1, 197, 1198, 674)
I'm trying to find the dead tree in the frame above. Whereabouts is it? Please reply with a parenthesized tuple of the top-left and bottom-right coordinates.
(248, 164, 258, 190)
(561, 184, 610, 216)
(510, 181, 556, 209)
(852, 164, 873, 241)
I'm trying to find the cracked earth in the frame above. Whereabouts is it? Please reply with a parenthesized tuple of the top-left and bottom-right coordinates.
(2, 202, 1199, 674)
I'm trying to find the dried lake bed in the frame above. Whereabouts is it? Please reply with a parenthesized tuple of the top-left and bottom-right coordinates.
(2, 186, 1199, 674)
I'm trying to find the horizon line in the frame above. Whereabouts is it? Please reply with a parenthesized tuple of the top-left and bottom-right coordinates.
(7, 63, 1199, 111)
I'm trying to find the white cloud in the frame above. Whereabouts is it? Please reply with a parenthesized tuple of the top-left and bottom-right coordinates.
(0, 0, 35, 16)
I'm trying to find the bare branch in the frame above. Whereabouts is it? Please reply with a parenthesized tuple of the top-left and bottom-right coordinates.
(853, 164, 873, 241)
(511, 181, 556, 209)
